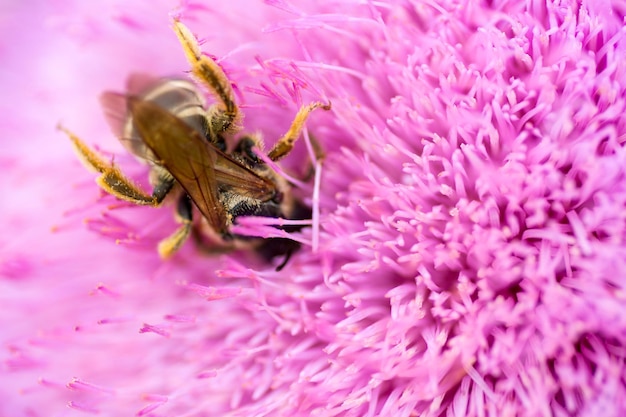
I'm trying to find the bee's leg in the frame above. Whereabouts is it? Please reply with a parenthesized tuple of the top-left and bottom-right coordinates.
(172, 20, 241, 136)
(61, 126, 173, 206)
(267, 102, 331, 161)
(158, 194, 193, 258)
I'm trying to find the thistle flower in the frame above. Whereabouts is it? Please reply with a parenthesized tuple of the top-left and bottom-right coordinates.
(2, 0, 626, 416)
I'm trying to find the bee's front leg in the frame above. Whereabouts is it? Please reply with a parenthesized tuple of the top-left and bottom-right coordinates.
(267, 102, 331, 162)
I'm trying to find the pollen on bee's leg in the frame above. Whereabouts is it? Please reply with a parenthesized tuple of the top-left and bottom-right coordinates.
(171, 19, 240, 134)
(171, 19, 203, 65)
(157, 221, 192, 258)
(267, 101, 331, 161)
(58, 124, 111, 173)
(158, 193, 193, 258)
(97, 168, 157, 206)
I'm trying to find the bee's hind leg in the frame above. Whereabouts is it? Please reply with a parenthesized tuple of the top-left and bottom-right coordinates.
(158, 194, 193, 258)
(172, 20, 241, 138)
(61, 126, 174, 206)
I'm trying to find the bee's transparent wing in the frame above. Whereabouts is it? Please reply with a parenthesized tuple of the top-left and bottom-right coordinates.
(101, 89, 157, 162)
(100, 74, 209, 162)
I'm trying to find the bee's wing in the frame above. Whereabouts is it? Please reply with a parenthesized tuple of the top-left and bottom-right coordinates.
(126, 96, 277, 234)
(211, 155, 278, 199)
(126, 73, 162, 96)
(101, 89, 158, 162)
(101, 74, 209, 162)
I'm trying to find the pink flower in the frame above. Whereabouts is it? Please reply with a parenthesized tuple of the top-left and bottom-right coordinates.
(3, 0, 626, 416)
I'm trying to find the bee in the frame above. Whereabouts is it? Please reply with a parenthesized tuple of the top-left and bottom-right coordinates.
(61, 20, 329, 269)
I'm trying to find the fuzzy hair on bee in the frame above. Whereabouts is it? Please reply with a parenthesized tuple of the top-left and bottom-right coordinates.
(61, 20, 330, 270)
